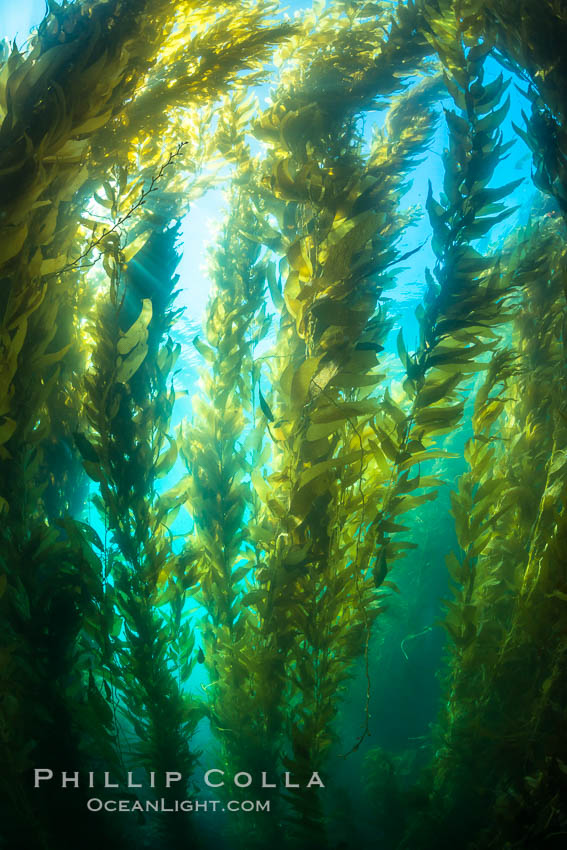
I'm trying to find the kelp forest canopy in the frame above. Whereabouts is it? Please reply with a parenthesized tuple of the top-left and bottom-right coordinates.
(0, 0, 566, 849)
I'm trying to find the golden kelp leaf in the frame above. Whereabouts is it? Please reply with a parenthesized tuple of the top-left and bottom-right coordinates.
(399, 449, 459, 470)
(73, 108, 113, 136)
(117, 298, 152, 355)
(329, 371, 382, 390)
(116, 343, 148, 383)
(159, 478, 191, 511)
(296, 452, 361, 491)
(418, 372, 462, 407)
(291, 356, 322, 409)
(193, 335, 215, 363)
(274, 158, 301, 199)
(251, 468, 271, 502)
(310, 398, 379, 424)
(287, 238, 313, 279)
(122, 231, 151, 263)
(414, 403, 464, 432)
(305, 420, 339, 441)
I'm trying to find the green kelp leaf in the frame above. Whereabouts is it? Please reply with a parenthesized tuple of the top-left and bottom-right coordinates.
(473, 73, 510, 114)
(259, 388, 275, 422)
(414, 403, 464, 431)
(83, 461, 103, 483)
(34, 342, 72, 372)
(397, 328, 410, 371)
(381, 580, 401, 593)
(0, 417, 17, 445)
(266, 261, 283, 309)
(443, 71, 467, 111)
(0, 221, 28, 265)
(241, 589, 267, 608)
(418, 372, 462, 407)
(72, 521, 104, 551)
(193, 335, 215, 363)
(464, 206, 520, 240)
(156, 436, 178, 478)
(329, 371, 384, 390)
(472, 179, 523, 212)
(476, 95, 510, 135)
(116, 342, 148, 383)
(310, 398, 379, 424)
(296, 452, 361, 491)
(73, 431, 99, 463)
(155, 584, 179, 607)
(159, 478, 190, 512)
(291, 356, 322, 409)
(305, 420, 339, 441)
(399, 449, 459, 470)
(60, 518, 102, 574)
(117, 298, 152, 355)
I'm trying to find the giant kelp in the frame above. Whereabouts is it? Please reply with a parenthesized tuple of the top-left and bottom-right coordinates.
(0, 1, 294, 848)
(1, 1, 567, 849)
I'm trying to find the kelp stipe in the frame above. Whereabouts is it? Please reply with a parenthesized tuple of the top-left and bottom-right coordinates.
(77, 219, 205, 848)
(408, 214, 567, 850)
(0, 1, 295, 848)
(233, 6, 449, 845)
(179, 104, 288, 846)
(394, 2, 567, 847)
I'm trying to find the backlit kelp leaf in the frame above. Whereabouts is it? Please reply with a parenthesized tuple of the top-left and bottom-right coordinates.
(310, 398, 380, 424)
(328, 371, 384, 390)
(122, 230, 151, 263)
(414, 402, 465, 432)
(259, 387, 275, 421)
(473, 73, 510, 114)
(399, 449, 459, 471)
(155, 435, 178, 478)
(117, 298, 152, 356)
(290, 356, 323, 409)
(116, 341, 148, 383)
(397, 328, 410, 371)
(296, 452, 361, 492)
(266, 260, 283, 309)
(305, 420, 341, 441)
(464, 206, 520, 240)
(476, 95, 511, 135)
(417, 372, 463, 407)
(287, 237, 313, 279)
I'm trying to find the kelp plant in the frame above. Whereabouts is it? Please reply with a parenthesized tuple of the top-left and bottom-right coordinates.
(0, 0, 293, 848)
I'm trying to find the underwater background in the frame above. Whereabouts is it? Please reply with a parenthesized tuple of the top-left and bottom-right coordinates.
(1, 1, 567, 848)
